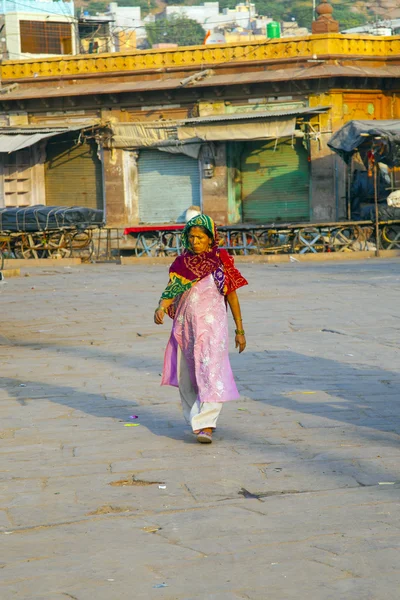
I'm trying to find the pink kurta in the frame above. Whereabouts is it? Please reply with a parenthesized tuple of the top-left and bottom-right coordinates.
(161, 274, 240, 403)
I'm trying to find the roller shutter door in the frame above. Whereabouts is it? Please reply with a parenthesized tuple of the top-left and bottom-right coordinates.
(241, 138, 310, 223)
(45, 135, 103, 209)
(138, 150, 200, 223)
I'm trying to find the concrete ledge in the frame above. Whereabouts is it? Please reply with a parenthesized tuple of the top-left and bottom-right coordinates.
(120, 256, 175, 266)
(1, 268, 20, 277)
(3, 258, 82, 269)
(120, 249, 400, 266)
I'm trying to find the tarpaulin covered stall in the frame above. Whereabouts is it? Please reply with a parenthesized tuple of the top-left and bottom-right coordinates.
(0, 205, 104, 233)
(328, 120, 400, 253)
(328, 120, 400, 167)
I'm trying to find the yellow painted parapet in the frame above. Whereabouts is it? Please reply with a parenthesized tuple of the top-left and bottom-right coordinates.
(2, 33, 400, 81)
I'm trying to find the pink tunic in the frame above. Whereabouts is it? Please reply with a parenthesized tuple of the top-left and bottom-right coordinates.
(161, 274, 240, 403)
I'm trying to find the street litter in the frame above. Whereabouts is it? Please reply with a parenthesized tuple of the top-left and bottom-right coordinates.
(289, 256, 300, 263)
(124, 424, 140, 427)
(379, 482, 396, 485)
(143, 526, 161, 533)
(3, 531, 13, 535)
(238, 408, 249, 411)
(158, 485, 167, 489)
(153, 584, 168, 588)
(346, 354, 354, 357)
(107, 579, 115, 582)
(130, 415, 139, 419)
(19, 384, 26, 387)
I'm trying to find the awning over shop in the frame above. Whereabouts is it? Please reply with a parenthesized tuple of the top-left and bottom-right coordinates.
(177, 106, 329, 142)
(110, 122, 202, 158)
(328, 119, 400, 166)
(178, 118, 295, 142)
(0, 122, 100, 153)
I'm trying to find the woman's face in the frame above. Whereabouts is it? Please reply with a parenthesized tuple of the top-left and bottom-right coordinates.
(188, 226, 212, 254)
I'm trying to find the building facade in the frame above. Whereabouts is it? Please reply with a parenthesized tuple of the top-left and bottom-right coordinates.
(0, 0, 77, 60)
(0, 34, 399, 227)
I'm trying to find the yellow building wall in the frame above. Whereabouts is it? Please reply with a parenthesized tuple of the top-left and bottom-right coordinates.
(117, 30, 136, 52)
(2, 33, 400, 81)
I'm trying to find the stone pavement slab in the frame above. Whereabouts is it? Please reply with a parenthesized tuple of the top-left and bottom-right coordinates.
(1, 259, 400, 599)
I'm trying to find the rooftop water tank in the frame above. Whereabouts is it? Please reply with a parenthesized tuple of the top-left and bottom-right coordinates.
(267, 21, 281, 39)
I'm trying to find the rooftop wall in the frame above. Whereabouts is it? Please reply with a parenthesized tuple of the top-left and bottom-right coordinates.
(2, 34, 400, 81)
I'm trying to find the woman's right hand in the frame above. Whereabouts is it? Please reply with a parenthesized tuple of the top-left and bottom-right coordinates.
(154, 309, 165, 325)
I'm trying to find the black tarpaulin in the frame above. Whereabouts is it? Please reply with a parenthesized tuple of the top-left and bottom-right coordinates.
(328, 120, 400, 167)
(0, 205, 104, 233)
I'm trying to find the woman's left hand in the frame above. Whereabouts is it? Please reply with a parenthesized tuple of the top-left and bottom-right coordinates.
(154, 309, 165, 325)
(235, 333, 246, 354)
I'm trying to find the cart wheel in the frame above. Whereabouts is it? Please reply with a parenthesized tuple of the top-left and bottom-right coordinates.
(330, 226, 363, 252)
(46, 231, 71, 258)
(292, 227, 324, 254)
(0, 248, 4, 270)
(70, 231, 94, 262)
(135, 232, 163, 257)
(228, 231, 259, 255)
(160, 232, 180, 256)
(19, 234, 45, 259)
(256, 230, 291, 254)
(218, 231, 228, 249)
(380, 225, 400, 250)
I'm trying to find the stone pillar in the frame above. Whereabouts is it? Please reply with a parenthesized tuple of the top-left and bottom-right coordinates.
(309, 92, 347, 221)
(201, 144, 230, 225)
(102, 148, 128, 227)
(312, 0, 339, 34)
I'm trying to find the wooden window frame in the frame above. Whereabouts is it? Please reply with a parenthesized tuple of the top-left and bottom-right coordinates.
(20, 20, 73, 55)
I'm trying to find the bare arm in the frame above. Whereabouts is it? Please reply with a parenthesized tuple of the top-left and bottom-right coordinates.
(227, 290, 246, 353)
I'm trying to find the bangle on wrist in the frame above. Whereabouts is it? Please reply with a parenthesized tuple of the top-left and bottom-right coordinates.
(235, 329, 245, 335)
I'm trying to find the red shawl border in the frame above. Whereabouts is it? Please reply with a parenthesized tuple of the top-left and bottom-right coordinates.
(219, 249, 248, 295)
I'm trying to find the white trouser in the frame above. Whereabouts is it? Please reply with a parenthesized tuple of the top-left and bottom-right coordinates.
(178, 348, 223, 431)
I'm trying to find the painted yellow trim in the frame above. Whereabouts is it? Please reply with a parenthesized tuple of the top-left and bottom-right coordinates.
(2, 34, 400, 81)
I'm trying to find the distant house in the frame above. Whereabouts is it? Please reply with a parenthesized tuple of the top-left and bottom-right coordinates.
(0, 0, 77, 60)
(157, 2, 257, 31)
(107, 2, 143, 47)
(78, 13, 121, 55)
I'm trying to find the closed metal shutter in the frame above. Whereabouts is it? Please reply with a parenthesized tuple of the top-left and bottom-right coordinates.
(45, 135, 103, 209)
(138, 150, 200, 223)
(241, 139, 310, 223)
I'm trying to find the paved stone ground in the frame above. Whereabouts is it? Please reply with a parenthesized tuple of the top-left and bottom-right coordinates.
(1, 259, 400, 600)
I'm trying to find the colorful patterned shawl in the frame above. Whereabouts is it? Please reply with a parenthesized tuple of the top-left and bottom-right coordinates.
(160, 215, 248, 307)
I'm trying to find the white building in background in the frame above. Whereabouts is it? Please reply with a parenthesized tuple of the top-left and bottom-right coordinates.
(157, 2, 258, 31)
(0, 0, 77, 60)
(159, 2, 219, 27)
(342, 19, 400, 35)
(107, 2, 146, 42)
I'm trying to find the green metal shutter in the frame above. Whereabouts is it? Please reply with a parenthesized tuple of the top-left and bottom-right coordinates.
(45, 136, 103, 209)
(241, 139, 310, 223)
(138, 150, 200, 223)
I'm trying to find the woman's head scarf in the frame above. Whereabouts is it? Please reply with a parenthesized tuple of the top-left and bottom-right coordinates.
(160, 214, 248, 307)
(181, 214, 218, 250)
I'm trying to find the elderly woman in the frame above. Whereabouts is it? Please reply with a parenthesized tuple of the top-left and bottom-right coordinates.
(154, 215, 248, 444)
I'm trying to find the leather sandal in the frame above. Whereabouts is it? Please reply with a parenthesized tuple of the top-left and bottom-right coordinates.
(197, 428, 213, 444)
